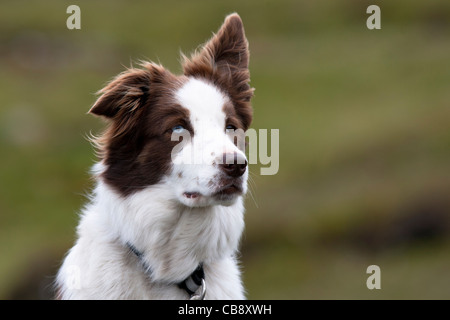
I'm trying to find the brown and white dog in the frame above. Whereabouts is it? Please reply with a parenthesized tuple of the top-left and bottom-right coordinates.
(56, 13, 254, 299)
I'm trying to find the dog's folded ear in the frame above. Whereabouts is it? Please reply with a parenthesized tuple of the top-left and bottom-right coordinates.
(89, 63, 166, 119)
(182, 13, 254, 111)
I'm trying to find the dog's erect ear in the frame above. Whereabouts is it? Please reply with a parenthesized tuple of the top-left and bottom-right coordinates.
(89, 63, 166, 118)
(182, 13, 254, 105)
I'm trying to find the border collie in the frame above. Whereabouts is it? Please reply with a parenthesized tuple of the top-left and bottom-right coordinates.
(56, 13, 254, 299)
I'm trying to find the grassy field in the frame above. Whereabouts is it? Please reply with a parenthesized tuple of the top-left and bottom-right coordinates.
(1, 0, 450, 299)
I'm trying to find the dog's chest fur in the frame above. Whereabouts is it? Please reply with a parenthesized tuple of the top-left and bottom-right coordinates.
(57, 181, 245, 299)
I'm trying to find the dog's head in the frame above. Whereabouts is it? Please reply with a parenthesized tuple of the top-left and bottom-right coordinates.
(89, 13, 253, 207)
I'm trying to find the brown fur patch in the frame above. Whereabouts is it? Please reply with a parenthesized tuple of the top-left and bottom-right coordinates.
(90, 62, 189, 196)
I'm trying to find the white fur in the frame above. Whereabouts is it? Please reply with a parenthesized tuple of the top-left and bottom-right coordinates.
(57, 78, 247, 299)
(171, 78, 248, 207)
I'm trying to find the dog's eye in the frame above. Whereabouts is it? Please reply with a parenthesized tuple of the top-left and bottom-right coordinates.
(172, 125, 186, 133)
(225, 124, 237, 132)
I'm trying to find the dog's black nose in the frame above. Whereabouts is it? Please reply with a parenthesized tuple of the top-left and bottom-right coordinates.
(220, 153, 247, 177)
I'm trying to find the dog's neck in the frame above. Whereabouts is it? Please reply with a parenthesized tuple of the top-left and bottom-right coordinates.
(88, 178, 245, 284)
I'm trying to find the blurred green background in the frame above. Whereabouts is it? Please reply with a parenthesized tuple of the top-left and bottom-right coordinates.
(1, 0, 449, 299)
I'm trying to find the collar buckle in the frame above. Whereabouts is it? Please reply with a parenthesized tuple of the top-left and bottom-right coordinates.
(189, 278, 206, 300)
(127, 242, 206, 300)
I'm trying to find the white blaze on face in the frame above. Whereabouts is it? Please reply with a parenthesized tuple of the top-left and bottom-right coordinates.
(171, 77, 247, 206)
(177, 78, 226, 128)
